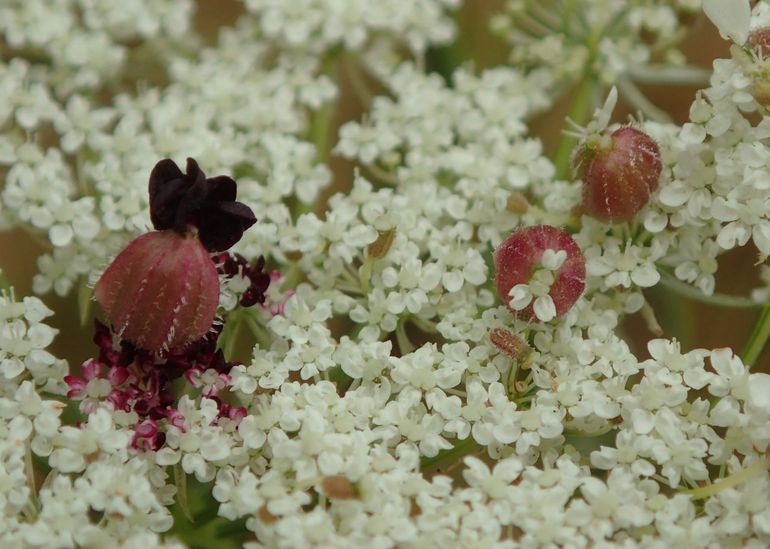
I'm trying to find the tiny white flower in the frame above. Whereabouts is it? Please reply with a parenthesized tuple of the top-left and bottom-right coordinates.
(508, 283, 533, 310)
(747, 373, 770, 415)
(541, 248, 567, 270)
(533, 294, 557, 322)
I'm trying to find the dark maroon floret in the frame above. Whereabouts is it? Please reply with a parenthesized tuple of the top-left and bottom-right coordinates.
(149, 158, 257, 252)
(214, 252, 271, 307)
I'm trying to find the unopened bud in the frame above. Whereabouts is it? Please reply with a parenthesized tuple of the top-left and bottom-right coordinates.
(258, 505, 279, 523)
(321, 475, 358, 500)
(506, 192, 530, 214)
(368, 228, 397, 259)
(747, 28, 770, 107)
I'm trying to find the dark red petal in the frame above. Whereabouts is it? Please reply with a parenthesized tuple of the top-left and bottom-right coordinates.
(149, 159, 184, 201)
(185, 158, 205, 184)
(197, 201, 257, 252)
(64, 376, 86, 399)
(149, 159, 186, 230)
(206, 176, 237, 203)
(151, 178, 188, 230)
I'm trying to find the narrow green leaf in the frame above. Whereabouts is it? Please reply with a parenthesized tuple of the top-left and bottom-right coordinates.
(77, 282, 93, 326)
(0, 270, 11, 293)
(174, 463, 194, 524)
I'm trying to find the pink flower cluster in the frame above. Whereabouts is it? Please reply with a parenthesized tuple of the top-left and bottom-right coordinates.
(65, 321, 246, 451)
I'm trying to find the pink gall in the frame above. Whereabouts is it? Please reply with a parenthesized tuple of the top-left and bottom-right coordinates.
(494, 225, 585, 322)
(573, 126, 662, 222)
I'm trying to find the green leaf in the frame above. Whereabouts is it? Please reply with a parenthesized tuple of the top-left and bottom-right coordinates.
(77, 282, 93, 326)
(0, 270, 11, 293)
(174, 464, 194, 523)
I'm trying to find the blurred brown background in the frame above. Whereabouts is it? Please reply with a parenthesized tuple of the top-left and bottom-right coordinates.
(1, 0, 767, 370)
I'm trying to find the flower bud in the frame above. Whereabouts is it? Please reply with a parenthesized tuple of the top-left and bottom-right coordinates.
(747, 28, 770, 107)
(748, 27, 770, 57)
(321, 475, 358, 500)
(506, 192, 530, 214)
(573, 127, 662, 222)
(368, 228, 397, 259)
(94, 230, 220, 352)
(494, 225, 585, 322)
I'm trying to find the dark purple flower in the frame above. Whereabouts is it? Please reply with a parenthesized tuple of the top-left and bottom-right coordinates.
(213, 252, 271, 307)
(69, 318, 248, 451)
(149, 158, 257, 252)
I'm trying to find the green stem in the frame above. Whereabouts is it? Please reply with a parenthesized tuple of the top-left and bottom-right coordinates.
(420, 437, 480, 472)
(174, 463, 194, 523)
(685, 458, 768, 500)
(219, 311, 243, 361)
(280, 262, 305, 292)
(310, 102, 334, 164)
(243, 314, 271, 350)
(25, 443, 38, 518)
(362, 163, 400, 187)
(660, 272, 763, 309)
(77, 281, 93, 326)
(359, 256, 373, 294)
(395, 318, 415, 354)
(310, 52, 340, 164)
(563, 424, 616, 438)
(553, 74, 597, 180)
(327, 365, 353, 392)
(741, 304, 770, 368)
(0, 270, 11, 293)
(344, 55, 374, 110)
(617, 77, 671, 123)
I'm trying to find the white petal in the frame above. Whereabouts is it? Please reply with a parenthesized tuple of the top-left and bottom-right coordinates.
(508, 284, 533, 310)
(533, 295, 556, 322)
(754, 221, 770, 258)
(49, 224, 73, 247)
(631, 264, 660, 288)
(747, 373, 770, 414)
(541, 249, 567, 270)
(594, 86, 618, 130)
(703, 0, 751, 45)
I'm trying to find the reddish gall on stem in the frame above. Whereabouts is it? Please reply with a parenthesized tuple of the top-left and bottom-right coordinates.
(494, 225, 585, 322)
(573, 126, 662, 222)
(94, 231, 220, 353)
(95, 158, 257, 353)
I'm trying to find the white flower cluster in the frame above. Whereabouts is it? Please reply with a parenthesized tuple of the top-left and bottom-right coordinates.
(0, 290, 66, 393)
(0, 12, 339, 295)
(1, 0, 770, 546)
(0, 0, 194, 92)
(508, 248, 567, 322)
(636, 1, 770, 296)
(242, 0, 460, 60)
(492, 0, 701, 87)
(0, 292, 180, 547)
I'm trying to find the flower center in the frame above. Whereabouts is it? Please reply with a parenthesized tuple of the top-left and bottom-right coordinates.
(507, 248, 567, 322)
